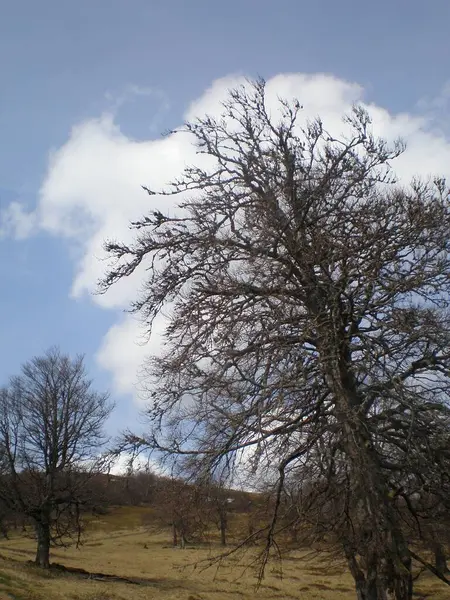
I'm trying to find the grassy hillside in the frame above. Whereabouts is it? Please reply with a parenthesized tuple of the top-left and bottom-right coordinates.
(0, 506, 447, 600)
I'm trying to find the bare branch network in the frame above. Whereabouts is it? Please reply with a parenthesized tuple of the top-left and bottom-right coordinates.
(0, 347, 113, 568)
(100, 79, 450, 600)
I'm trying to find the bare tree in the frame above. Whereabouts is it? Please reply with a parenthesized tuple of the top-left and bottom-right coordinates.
(150, 476, 211, 548)
(209, 484, 229, 547)
(0, 348, 112, 568)
(100, 80, 450, 599)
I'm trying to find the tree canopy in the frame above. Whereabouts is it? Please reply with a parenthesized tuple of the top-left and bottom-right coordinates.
(100, 80, 450, 600)
(0, 347, 112, 567)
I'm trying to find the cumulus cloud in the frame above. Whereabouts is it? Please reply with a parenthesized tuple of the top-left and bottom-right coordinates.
(37, 113, 198, 308)
(8, 72, 450, 404)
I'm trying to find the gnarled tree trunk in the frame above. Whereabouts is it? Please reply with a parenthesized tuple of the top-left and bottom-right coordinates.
(320, 339, 412, 599)
(341, 429, 412, 599)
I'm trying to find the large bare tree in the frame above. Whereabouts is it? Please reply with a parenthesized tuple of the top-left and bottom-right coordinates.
(100, 80, 450, 599)
(0, 348, 112, 567)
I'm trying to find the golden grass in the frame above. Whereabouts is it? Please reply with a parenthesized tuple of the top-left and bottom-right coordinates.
(0, 508, 447, 600)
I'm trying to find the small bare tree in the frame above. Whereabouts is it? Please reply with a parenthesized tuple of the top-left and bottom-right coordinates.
(0, 348, 112, 568)
(100, 80, 450, 599)
(209, 484, 229, 547)
(151, 477, 211, 548)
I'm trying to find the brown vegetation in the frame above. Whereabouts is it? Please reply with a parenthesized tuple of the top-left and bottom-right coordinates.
(0, 506, 448, 600)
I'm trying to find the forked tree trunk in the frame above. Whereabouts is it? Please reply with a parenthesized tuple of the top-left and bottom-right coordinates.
(319, 337, 413, 599)
(340, 429, 412, 599)
(34, 519, 51, 568)
(172, 523, 187, 548)
(345, 546, 370, 600)
(346, 543, 412, 600)
(341, 443, 413, 599)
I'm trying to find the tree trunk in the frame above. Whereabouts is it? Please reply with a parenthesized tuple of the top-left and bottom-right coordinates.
(0, 519, 9, 540)
(340, 431, 413, 599)
(340, 444, 413, 599)
(354, 580, 379, 600)
(318, 337, 413, 599)
(219, 508, 227, 546)
(345, 545, 372, 600)
(434, 543, 449, 574)
(34, 519, 50, 568)
(172, 523, 178, 547)
(346, 547, 412, 600)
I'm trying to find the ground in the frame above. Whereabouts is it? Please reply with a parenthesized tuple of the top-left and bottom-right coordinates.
(0, 507, 447, 599)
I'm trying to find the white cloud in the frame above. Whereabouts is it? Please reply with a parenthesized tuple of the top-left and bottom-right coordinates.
(37, 113, 197, 309)
(108, 451, 165, 477)
(96, 315, 149, 398)
(0, 201, 36, 239)
(95, 313, 166, 405)
(7, 72, 450, 404)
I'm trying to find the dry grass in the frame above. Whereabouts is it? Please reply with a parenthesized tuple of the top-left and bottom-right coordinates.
(0, 507, 447, 599)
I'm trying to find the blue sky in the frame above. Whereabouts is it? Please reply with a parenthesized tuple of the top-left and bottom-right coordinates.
(1, 0, 450, 434)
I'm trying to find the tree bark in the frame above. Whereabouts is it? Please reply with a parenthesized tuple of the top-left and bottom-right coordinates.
(345, 545, 371, 600)
(340, 425, 412, 599)
(172, 523, 178, 547)
(354, 579, 379, 600)
(319, 337, 413, 599)
(346, 545, 412, 600)
(180, 532, 186, 549)
(434, 543, 449, 574)
(34, 518, 50, 568)
(219, 508, 227, 546)
(341, 439, 413, 598)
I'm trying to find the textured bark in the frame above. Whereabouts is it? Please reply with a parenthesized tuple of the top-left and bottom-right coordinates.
(34, 518, 50, 569)
(435, 543, 449, 574)
(321, 338, 412, 600)
(341, 429, 412, 599)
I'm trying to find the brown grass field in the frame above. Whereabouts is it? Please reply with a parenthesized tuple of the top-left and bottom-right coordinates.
(0, 507, 447, 600)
